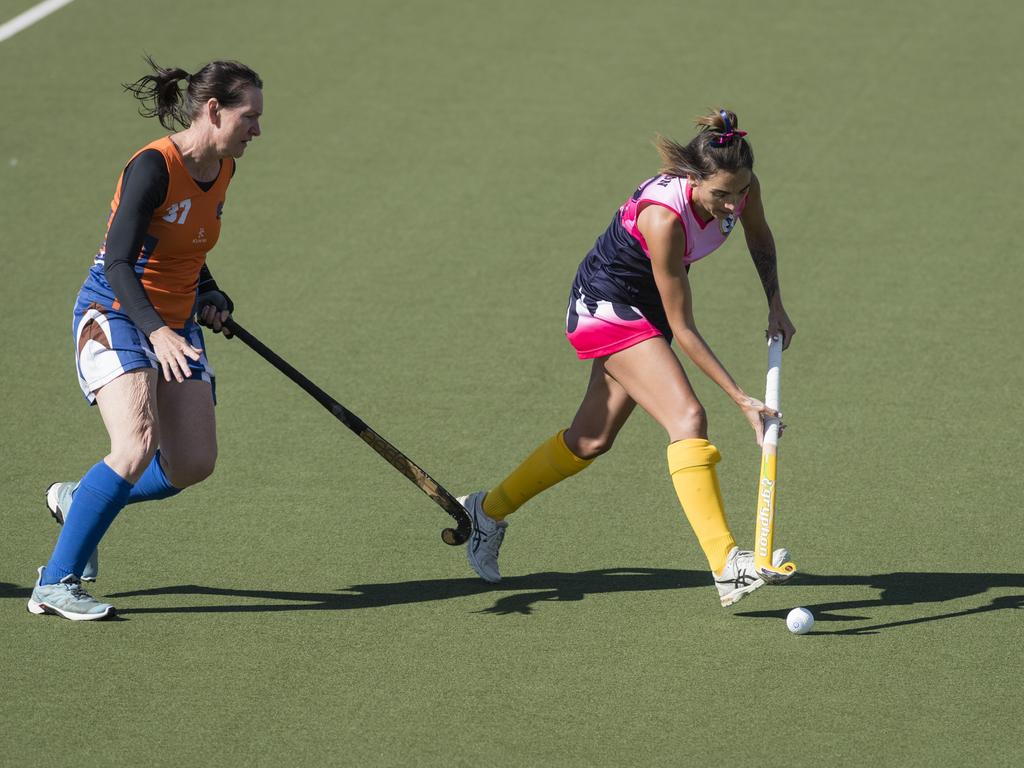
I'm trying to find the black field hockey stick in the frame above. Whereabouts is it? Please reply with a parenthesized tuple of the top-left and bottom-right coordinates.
(224, 318, 472, 546)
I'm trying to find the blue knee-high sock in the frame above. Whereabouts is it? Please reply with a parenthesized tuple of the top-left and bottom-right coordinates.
(126, 450, 181, 504)
(42, 461, 133, 584)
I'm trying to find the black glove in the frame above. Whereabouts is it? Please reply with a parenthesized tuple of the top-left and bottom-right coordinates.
(196, 289, 234, 335)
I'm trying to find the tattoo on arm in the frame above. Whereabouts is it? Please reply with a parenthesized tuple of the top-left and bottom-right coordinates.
(750, 247, 779, 302)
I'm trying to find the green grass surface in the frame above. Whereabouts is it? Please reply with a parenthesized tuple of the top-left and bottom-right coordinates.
(2, 1, 1022, 766)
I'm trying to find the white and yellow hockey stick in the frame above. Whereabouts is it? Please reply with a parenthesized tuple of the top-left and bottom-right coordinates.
(754, 333, 797, 583)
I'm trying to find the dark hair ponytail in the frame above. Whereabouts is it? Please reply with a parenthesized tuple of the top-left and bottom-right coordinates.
(655, 108, 754, 179)
(123, 55, 263, 130)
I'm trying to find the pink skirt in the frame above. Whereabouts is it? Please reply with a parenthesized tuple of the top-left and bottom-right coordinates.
(565, 290, 665, 359)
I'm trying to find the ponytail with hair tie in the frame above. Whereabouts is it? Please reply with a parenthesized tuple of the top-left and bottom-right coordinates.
(123, 56, 261, 130)
(654, 107, 754, 178)
(711, 108, 747, 146)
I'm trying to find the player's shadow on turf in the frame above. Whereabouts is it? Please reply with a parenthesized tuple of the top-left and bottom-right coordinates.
(0, 582, 32, 599)
(103, 568, 712, 616)
(734, 572, 1024, 635)
(15, 571, 1022, 623)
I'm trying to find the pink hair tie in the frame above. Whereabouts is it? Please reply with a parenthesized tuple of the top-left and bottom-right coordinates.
(712, 129, 747, 146)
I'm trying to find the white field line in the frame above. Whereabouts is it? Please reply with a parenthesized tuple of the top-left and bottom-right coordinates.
(0, 0, 75, 43)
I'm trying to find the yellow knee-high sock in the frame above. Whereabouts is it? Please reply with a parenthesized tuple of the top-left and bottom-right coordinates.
(667, 438, 736, 573)
(483, 431, 593, 520)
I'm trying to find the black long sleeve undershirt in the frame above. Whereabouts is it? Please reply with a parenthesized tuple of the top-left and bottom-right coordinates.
(102, 149, 225, 335)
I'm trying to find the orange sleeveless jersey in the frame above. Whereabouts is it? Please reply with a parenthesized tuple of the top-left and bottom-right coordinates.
(103, 137, 234, 328)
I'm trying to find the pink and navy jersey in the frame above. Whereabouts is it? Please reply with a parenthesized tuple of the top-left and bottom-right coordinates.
(572, 174, 745, 331)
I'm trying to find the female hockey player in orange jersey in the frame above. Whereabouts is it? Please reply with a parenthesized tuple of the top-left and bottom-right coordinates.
(29, 57, 263, 620)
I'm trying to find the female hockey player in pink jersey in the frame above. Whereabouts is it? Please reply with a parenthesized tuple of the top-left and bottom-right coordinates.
(461, 109, 797, 607)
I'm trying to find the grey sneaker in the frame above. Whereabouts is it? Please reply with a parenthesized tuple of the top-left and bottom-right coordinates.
(714, 546, 791, 607)
(46, 481, 99, 582)
(27, 566, 115, 620)
(459, 491, 507, 583)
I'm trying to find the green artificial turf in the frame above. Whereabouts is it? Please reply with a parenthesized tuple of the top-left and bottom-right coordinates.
(1, 1, 1022, 766)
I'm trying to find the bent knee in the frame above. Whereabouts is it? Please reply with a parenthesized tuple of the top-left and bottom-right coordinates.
(666, 403, 708, 441)
(109, 432, 159, 481)
(164, 452, 217, 489)
(566, 433, 615, 460)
